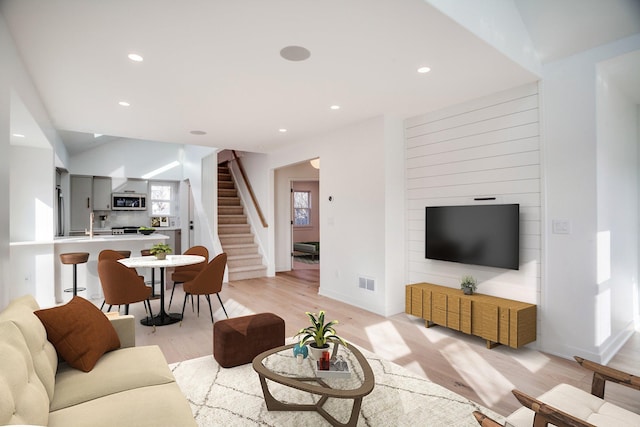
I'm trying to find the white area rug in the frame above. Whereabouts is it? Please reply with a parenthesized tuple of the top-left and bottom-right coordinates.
(169, 346, 505, 426)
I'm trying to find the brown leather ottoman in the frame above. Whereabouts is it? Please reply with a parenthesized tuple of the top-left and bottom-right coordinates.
(214, 313, 285, 368)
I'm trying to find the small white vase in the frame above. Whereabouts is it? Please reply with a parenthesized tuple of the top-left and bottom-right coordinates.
(308, 343, 330, 360)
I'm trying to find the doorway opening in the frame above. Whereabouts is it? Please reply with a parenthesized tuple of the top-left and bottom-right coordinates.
(291, 180, 320, 271)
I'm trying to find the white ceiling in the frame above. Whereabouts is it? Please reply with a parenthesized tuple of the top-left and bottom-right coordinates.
(2, 0, 639, 156)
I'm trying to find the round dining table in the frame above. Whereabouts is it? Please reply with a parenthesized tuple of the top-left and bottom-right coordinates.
(119, 254, 205, 326)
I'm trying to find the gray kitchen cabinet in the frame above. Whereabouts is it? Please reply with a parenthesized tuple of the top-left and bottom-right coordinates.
(162, 229, 182, 255)
(92, 176, 112, 210)
(70, 175, 92, 231)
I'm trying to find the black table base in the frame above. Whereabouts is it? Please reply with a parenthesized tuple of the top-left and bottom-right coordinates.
(140, 312, 182, 326)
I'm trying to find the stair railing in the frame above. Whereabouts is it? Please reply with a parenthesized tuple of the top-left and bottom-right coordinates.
(231, 150, 268, 228)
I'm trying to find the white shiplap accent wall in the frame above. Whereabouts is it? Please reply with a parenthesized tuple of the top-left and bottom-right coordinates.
(405, 83, 541, 304)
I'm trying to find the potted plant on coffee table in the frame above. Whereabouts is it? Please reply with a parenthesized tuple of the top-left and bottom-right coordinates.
(295, 310, 347, 360)
(149, 243, 172, 260)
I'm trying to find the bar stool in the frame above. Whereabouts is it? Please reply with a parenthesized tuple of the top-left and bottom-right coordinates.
(141, 249, 158, 297)
(60, 252, 90, 296)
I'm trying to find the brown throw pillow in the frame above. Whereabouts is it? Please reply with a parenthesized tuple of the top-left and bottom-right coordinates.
(35, 296, 120, 372)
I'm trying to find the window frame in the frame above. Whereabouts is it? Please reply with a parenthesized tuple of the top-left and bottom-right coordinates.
(293, 190, 312, 228)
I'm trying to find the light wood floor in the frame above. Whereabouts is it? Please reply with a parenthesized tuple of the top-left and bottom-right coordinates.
(118, 270, 640, 417)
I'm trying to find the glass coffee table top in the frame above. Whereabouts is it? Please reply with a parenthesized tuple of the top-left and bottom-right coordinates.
(252, 343, 375, 427)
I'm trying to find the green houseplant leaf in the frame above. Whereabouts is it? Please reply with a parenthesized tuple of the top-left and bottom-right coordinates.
(294, 310, 347, 348)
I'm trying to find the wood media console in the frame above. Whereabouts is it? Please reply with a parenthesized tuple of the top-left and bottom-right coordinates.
(405, 283, 536, 349)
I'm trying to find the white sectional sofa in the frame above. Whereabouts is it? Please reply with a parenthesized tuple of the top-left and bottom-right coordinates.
(0, 295, 197, 427)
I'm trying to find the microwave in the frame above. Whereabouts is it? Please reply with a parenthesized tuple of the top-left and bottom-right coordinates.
(111, 193, 147, 211)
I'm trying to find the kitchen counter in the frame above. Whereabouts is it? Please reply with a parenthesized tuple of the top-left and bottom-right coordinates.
(54, 234, 169, 244)
(53, 233, 170, 303)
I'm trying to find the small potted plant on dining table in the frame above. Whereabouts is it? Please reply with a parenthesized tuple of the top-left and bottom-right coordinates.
(295, 310, 347, 360)
(149, 243, 172, 260)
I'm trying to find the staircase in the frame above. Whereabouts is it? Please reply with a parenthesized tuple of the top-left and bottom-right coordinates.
(218, 164, 267, 281)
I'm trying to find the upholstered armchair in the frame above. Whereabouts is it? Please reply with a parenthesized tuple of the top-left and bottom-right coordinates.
(98, 259, 154, 326)
(180, 252, 228, 324)
(168, 245, 209, 310)
(474, 356, 640, 427)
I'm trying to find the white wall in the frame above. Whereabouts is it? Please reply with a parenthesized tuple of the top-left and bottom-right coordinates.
(10, 146, 54, 242)
(405, 83, 541, 306)
(70, 138, 184, 182)
(595, 55, 639, 354)
(0, 15, 11, 309)
(1, 13, 61, 309)
(182, 145, 220, 257)
(426, 0, 540, 76)
(268, 116, 405, 316)
(542, 34, 640, 362)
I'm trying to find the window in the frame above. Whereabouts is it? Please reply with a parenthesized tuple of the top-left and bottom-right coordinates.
(150, 183, 172, 216)
(293, 191, 311, 226)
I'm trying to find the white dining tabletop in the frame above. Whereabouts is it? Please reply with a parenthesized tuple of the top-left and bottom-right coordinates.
(119, 254, 205, 269)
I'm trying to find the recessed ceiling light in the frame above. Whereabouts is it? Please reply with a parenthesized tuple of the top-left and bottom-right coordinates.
(280, 46, 311, 62)
(190, 130, 207, 135)
(330, 105, 340, 110)
(118, 101, 130, 107)
(417, 66, 431, 74)
(12, 133, 25, 138)
(278, 128, 287, 133)
(128, 53, 144, 62)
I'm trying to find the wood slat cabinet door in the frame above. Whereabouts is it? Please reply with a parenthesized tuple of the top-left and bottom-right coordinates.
(408, 286, 423, 317)
(447, 295, 460, 331)
(479, 302, 499, 343)
(510, 305, 537, 347)
(499, 307, 511, 346)
(422, 288, 432, 322)
(431, 292, 448, 326)
(460, 299, 472, 334)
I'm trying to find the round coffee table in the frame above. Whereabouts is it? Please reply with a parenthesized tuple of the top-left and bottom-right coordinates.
(252, 342, 375, 427)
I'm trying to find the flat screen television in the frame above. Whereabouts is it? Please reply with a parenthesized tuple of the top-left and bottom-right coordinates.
(425, 204, 520, 270)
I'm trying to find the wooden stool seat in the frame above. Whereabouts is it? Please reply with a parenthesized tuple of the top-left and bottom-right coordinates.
(60, 252, 90, 296)
(60, 252, 90, 265)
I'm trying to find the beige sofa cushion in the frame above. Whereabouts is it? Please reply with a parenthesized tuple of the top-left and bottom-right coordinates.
(51, 345, 177, 411)
(506, 383, 640, 427)
(0, 295, 57, 400)
(49, 382, 197, 427)
(0, 321, 50, 426)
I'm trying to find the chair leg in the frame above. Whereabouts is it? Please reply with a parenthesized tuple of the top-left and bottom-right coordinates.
(205, 294, 214, 323)
(100, 300, 105, 311)
(216, 293, 229, 319)
(125, 304, 130, 315)
(168, 282, 178, 310)
(107, 305, 113, 312)
(197, 296, 200, 317)
(145, 299, 155, 333)
(180, 293, 189, 327)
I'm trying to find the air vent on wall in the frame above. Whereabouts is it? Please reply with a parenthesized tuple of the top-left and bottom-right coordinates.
(358, 276, 375, 291)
